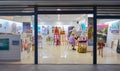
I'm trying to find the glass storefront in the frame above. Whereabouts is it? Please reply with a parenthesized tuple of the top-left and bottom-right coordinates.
(0, 6, 120, 64)
(0, 16, 34, 64)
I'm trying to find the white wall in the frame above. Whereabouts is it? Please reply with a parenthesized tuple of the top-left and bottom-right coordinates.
(106, 20, 120, 49)
(0, 19, 22, 34)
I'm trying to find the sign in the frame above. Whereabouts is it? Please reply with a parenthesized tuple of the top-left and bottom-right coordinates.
(0, 38, 9, 50)
(12, 40, 19, 45)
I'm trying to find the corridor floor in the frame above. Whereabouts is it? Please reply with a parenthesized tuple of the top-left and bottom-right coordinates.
(0, 65, 120, 71)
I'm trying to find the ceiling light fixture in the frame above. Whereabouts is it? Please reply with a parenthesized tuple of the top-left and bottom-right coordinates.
(57, 8, 61, 11)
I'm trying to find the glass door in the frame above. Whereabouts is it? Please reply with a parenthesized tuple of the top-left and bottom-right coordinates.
(38, 14, 94, 64)
(97, 19, 120, 64)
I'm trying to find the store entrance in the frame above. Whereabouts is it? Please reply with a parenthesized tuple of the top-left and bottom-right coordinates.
(37, 14, 94, 64)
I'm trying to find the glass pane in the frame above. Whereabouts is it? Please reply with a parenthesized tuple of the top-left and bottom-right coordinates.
(0, 16, 34, 64)
(38, 14, 93, 64)
(97, 19, 120, 64)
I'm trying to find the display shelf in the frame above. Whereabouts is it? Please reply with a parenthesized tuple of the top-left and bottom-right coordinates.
(77, 38, 87, 53)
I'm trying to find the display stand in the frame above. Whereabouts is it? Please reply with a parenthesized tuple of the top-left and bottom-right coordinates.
(77, 34, 87, 53)
(77, 40, 87, 53)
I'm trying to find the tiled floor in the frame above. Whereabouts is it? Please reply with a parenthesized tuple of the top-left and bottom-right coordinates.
(38, 44, 93, 64)
(98, 47, 120, 64)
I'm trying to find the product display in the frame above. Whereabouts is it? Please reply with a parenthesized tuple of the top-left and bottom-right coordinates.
(77, 37, 87, 53)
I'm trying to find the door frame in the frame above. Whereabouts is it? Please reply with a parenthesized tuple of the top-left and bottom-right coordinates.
(35, 6, 97, 64)
(0, 5, 120, 64)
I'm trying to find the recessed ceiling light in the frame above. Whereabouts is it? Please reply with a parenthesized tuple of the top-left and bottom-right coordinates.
(88, 14, 93, 17)
(57, 9, 61, 11)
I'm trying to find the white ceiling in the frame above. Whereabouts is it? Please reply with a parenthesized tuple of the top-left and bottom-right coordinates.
(0, 14, 91, 22)
(0, 14, 92, 25)
(38, 14, 90, 22)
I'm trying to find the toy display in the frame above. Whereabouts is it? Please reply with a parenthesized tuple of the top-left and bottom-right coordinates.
(76, 22, 88, 53)
(77, 35, 87, 53)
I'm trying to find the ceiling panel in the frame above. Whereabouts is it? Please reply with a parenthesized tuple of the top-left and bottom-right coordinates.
(0, 0, 120, 5)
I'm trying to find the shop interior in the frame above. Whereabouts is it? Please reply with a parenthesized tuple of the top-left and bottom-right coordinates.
(0, 14, 94, 64)
(1, 15, 120, 64)
(38, 14, 93, 64)
(97, 19, 120, 64)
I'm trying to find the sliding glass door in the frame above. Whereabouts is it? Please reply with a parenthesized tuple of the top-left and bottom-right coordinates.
(37, 14, 94, 64)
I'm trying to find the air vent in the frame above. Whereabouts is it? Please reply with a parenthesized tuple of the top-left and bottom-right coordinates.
(97, 7, 120, 16)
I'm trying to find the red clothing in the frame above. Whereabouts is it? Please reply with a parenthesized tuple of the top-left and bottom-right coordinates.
(98, 42, 105, 48)
(54, 27, 59, 35)
(55, 35, 60, 45)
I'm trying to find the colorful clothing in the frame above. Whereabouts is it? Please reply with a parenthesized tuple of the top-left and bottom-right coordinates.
(68, 35, 75, 45)
(55, 35, 60, 45)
